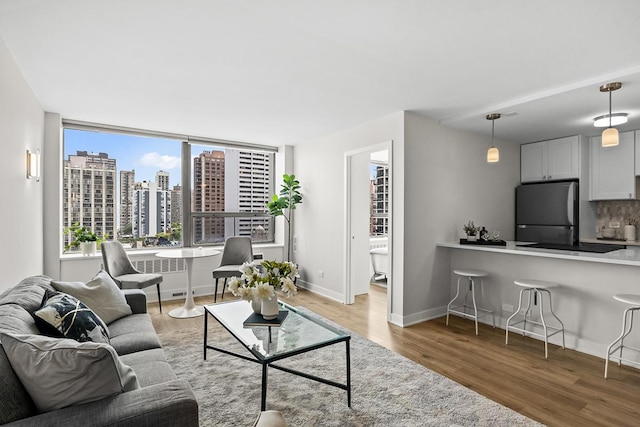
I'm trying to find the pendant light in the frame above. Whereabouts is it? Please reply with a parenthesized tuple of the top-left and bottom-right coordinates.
(486, 113, 501, 163)
(600, 82, 622, 147)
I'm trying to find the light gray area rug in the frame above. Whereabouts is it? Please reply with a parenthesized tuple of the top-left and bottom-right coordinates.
(158, 308, 543, 427)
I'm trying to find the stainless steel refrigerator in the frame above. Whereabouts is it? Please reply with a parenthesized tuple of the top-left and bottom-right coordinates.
(516, 181, 578, 245)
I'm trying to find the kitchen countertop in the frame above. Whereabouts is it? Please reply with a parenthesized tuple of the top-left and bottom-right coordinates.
(437, 241, 640, 267)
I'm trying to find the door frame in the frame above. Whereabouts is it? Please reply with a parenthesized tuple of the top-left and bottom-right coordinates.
(343, 140, 393, 322)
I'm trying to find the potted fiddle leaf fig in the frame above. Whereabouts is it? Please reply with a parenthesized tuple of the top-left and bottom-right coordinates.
(267, 174, 303, 262)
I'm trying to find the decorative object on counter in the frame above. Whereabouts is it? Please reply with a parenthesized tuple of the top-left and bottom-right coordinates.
(489, 231, 500, 241)
(228, 260, 299, 321)
(463, 221, 479, 241)
(479, 227, 489, 241)
(599, 82, 622, 147)
(602, 226, 617, 239)
(459, 238, 506, 246)
(486, 113, 501, 163)
(625, 217, 637, 242)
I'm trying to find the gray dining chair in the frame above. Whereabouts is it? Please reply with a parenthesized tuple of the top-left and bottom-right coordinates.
(101, 240, 164, 313)
(212, 236, 253, 303)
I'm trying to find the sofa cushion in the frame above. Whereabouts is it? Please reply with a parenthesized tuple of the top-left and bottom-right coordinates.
(34, 291, 110, 344)
(0, 332, 139, 413)
(52, 270, 132, 324)
(0, 344, 37, 424)
(108, 313, 161, 355)
(120, 348, 178, 387)
(0, 275, 55, 311)
(0, 304, 41, 335)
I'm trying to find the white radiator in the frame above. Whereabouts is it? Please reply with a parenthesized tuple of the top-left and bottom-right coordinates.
(133, 258, 186, 274)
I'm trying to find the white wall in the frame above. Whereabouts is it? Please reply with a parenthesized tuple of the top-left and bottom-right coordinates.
(294, 112, 405, 313)
(294, 110, 521, 325)
(401, 112, 521, 323)
(0, 37, 44, 290)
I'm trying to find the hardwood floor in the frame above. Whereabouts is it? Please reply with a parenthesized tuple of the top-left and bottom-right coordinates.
(151, 285, 640, 427)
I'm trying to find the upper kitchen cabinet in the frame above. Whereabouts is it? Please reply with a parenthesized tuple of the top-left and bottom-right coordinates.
(589, 131, 635, 200)
(521, 136, 581, 183)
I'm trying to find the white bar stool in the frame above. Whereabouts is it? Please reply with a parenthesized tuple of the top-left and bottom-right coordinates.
(446, 269, 495, 335)
(505, 279, 565, 359)
(604, 294, 640, 378)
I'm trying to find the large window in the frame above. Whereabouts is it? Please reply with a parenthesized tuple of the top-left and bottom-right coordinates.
(62, 123, 275, 252)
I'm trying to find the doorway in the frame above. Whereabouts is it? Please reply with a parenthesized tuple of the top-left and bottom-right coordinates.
(344, 142, 392, 322)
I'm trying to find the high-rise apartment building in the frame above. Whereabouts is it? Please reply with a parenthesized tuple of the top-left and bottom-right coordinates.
(193, 151, 225, 243)
(171, 184, 182, 226)
(224, 149, 272, 241)
(132, 181, 171, 238)
(63, 151, 116, 248)
(119, 170, 135, 236)
(156, 170, 169, 191)
(371, 164, 389, 236)
(192, 149, 272, 244)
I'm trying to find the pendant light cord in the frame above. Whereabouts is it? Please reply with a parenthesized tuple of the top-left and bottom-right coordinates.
(491, 118, 495, 146)
(609, 89, 613, 128)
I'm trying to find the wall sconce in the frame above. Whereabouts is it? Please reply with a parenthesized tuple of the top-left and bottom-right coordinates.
(26, 149, 40, 181)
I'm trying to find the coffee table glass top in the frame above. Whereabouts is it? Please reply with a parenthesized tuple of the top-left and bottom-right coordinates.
(205, 300, 349, 361)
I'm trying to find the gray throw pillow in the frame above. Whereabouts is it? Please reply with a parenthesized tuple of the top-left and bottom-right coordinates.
(52, 270, 132, 324)
(33, 291, 110, 344)
(0, 332, 139, 413)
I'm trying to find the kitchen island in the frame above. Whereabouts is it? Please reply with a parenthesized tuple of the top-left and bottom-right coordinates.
(437, 241, 640, 365)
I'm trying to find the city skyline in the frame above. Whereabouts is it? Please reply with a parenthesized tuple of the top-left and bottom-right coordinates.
(64, 129, 223, 188)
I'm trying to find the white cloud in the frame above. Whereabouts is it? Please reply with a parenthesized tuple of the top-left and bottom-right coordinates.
(138, 152, 180, 169)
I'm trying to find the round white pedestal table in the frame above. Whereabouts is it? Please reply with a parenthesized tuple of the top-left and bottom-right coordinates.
(155, 248, 220, 318)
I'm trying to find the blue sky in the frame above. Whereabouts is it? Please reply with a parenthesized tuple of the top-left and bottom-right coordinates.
(64, 129, 219, 188)
(65, 128, 381, 184)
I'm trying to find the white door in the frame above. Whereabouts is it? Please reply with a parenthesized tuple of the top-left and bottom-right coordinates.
(349, 151, 372, 296)
(345, 142, 392, 315)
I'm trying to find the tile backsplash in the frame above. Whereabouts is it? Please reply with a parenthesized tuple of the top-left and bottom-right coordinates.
(596, 200, 640, 239)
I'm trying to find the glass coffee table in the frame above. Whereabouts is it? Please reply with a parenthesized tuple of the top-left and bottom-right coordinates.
(204, 300, 351, 411)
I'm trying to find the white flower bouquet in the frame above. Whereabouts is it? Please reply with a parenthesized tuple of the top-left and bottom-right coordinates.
(228, 260, 299, 302)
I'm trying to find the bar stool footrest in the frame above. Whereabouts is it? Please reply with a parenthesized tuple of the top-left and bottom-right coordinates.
(507, 322, 564, 341)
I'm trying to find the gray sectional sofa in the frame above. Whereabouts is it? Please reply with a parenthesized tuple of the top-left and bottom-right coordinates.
(0, 275, 198, 427)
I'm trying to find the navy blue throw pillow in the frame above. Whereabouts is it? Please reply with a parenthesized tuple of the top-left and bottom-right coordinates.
(34, 291, 110, 344)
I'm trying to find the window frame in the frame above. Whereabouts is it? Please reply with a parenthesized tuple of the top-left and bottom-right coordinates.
(62, 120, 278, 251)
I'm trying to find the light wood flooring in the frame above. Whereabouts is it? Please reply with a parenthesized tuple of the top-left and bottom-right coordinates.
(151, 285, 640, 427)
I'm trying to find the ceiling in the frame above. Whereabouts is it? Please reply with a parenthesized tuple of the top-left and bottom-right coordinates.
(2, 0, 640, 146)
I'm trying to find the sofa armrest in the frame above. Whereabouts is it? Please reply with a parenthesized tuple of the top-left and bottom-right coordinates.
(5, 380, 198, 427)
(122, 289, 147, 314)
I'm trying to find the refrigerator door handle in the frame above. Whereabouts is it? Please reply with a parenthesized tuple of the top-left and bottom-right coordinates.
(567, 183, 575, 224)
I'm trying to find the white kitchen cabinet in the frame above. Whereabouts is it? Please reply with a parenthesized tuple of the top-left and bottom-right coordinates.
(589, 131, 635, 200)
(520, 136, 580, 182)
(635, 130, 640, 173)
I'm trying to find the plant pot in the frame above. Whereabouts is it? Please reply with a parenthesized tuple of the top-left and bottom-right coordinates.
(251, 299, 262, 314)
(80, 241, 96, 256)
(466, 235, 477, 242)
(261, 296, 279, 320)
